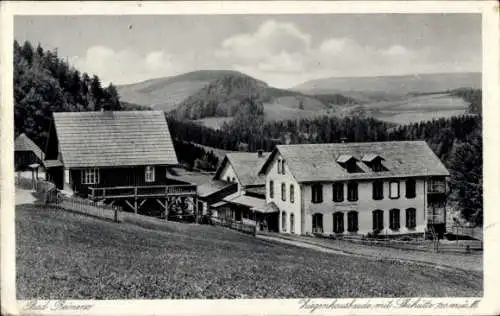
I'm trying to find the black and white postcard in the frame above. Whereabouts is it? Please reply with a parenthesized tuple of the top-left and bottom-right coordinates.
(1, 1, 499, 316)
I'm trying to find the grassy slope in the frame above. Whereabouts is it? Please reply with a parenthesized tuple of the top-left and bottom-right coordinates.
(17, 204, 482, 299)
(340, 93, 469, 125)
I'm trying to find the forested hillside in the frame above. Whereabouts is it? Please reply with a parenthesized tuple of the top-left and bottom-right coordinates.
(449, 88, 482, 115)
(170, 73, 357, 120)
(14, 40, 121, 147)
(169, 104, 482, 225)
(13, 40, 221, 170)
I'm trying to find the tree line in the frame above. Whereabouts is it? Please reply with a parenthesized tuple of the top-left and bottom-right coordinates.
(169, 99, 482, 225)
(14, 40, 121, 147)
(14, 40, 220, 171)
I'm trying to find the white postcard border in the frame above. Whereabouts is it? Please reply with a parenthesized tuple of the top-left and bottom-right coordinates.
(1, 1, 499, 316)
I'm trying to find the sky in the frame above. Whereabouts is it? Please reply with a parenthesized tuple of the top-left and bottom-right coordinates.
(14, 14, 481, 88)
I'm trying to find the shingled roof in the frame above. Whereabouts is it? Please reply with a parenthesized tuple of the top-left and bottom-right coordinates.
(52, 111, 178, 168)
(259, 141, 449, 182)
(197, 180, 236, 198)
(15, 133, 44, 160)
(214, 152, 270, 186)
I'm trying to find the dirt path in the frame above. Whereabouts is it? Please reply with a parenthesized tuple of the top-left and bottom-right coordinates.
(15, 188, 37, 206)
(257, 234, 482, 273)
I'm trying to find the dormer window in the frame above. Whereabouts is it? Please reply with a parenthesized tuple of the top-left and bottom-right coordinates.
(336, 155, 361, 173)
(362, 154, 386, 172)
(277, 158, 286, 175)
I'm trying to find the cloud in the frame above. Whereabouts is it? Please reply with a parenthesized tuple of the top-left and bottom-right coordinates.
(216, 20, 311, 73)
(69, 19, 481, 89)
(215, 19, 480, 88)
(70, 46, 176, 85)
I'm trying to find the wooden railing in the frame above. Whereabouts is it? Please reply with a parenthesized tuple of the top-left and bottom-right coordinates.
(57, 195, 122, 222)
(213, 217, 256, 235)
(427, 207, 446, 224)
(427, 181, 446, 193)
(88, 184, 197, 199)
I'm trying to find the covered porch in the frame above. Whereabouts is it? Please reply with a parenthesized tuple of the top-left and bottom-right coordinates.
(219, 193, 279, 232)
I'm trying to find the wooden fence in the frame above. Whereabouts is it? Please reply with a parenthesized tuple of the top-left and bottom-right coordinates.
(340, 235, 482, 254)
(57, 195, 121, 222)
(213, 217, 256, 235)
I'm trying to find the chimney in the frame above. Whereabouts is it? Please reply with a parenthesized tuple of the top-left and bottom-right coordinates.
(257, 149, 263, 158)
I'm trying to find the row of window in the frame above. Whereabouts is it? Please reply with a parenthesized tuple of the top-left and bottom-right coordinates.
(80, 166, 156, 185)
(311, 208, 417, 233)
(269, 181, 295, 203)
(372, 208, 417, 231)
(311, 179, 417, 203)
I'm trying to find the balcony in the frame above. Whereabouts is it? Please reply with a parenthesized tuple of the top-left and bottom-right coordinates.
(427, 206, 446, 224)
(88, 184, 197, 200)
(427, 179, 446, 194)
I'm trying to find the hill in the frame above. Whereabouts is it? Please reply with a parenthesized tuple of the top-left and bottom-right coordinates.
(293, 72, 481, 98)
(116, 70, 247, 111)
(117, 70, 358, 121)
(170, 72, 360, 121)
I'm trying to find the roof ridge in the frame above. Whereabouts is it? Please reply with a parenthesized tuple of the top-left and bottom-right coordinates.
(278, 140, 427, 147)
(271, 140, 449, 182)
(54, 110, 164, 116)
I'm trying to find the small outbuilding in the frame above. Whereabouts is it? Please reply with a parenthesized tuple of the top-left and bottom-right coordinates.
(14, 133, 44, 171)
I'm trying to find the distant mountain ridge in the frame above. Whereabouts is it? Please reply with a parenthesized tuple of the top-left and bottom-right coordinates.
(292, 72, 481, 97)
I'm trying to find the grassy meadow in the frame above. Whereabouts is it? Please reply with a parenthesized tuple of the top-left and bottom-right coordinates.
(16, 204, 482, 299)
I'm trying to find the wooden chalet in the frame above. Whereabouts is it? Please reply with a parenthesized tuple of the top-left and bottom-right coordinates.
(43, 110, 197, 217)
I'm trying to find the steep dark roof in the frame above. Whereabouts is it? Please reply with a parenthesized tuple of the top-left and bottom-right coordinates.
(52, 111, 178, 168)
(259, 141, 449, 182)
(214, 152, 269, 186)
(44, 160, 63, 168)
(14, 133, 44, 160)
